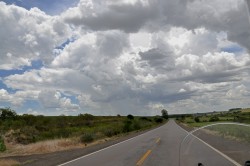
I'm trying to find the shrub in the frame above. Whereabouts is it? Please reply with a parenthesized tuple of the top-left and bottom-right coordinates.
(0, 108, 17, 120)
(209, 116, 219, 122)
(127, 114, 134, 120)
(55, 128, 72, 138)
(154, 116, 163, 123)
(132, 120, 141, 130)
(139, 117, 152, 122)
(123, 120, 132, 132)
(78, 113, 95, 121)
(22, 114, 36, 126)
(194, 117, 200, 123)
(80, 133, 94, 143)
(15, 127, 39, 144)
(103, 128, 120, 137)
(0, 136, 6, 152)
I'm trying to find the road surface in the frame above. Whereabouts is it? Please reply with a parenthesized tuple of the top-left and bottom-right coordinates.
(59, 120, 237, 166)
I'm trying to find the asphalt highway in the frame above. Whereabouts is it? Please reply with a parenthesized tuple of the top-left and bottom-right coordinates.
(59, 120, 238, 166)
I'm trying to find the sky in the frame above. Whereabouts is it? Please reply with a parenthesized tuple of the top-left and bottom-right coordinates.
(0, 0, 250, 116)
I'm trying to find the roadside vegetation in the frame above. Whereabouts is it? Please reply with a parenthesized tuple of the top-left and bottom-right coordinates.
(0, 108, 168, 156)
(206, 124, 250, 143)
(175, 108, 250, 142)
(175, 108, 250, 128)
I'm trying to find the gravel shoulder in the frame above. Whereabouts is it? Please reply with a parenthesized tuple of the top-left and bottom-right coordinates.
(177, 122, 250, 165)
(0, 124, 165, 166)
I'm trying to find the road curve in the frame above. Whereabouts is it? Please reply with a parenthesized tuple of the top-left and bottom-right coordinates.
(59, 120, 236, 166)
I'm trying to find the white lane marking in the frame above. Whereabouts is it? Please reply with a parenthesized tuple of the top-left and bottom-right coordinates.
(175, 122, 241, 166)
(58, 123, 167, 166)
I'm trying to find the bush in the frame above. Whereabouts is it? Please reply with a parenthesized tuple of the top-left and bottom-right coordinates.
(15, 127, 39, 144)
(80, 133, 94, 143)
(194, 117, 200, 123)
(55, 128, 72, 138)
(139, 117, 152, 122)
(103, 128, 120, 137)
(154, 116, 163, 123)
(132, 120, 141, 130)
(0, 108, 17, 120)
(123, 120, 132, 132)
(209, 116, 219, 122)
(78, 113, 95, 121)
(0, 136, 6, 152)
(127, 114, 134, 120)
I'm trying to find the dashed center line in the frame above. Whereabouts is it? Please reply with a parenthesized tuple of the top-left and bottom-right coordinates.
(136, 150, 152, 166)
(155, 138, 161, 144)
(136, 137, 161, 166)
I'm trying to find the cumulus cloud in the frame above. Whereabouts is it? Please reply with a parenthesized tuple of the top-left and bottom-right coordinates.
(62, 0, 157, 32)
(62, 0, 250, 51)
(0, 2, 70, 69)
(1, 0, 250, 115)
(0, 89, 39, 107)
(38, 90, 79, 110)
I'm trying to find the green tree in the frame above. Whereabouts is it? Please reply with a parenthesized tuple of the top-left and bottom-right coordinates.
(78, 113, 95, 120)
(0, 108, 17, 120)
(161, 109, 168, 119)
(209, 116, 219, 122)
(194, 116, 200, 123)
(127, 114, 134, 120)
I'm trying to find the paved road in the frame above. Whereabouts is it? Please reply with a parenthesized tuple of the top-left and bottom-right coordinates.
(59, 120, 237, 166)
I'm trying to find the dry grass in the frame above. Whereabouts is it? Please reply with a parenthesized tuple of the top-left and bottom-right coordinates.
(1, 138, 83, 157)
(241, 108, 250, 113)
(0, 136, 116, 158)
(0, 159, 20, 166)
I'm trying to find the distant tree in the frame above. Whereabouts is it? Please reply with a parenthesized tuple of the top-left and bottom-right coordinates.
(161, 109, 168, 119)
(209, 116, 219, 122)
(78, 113, 95, 120)
(0, 108, 17, 120)
(194, 117, 200, 123)
(127, 114, 134, 120)
(117, 114, 121, 117)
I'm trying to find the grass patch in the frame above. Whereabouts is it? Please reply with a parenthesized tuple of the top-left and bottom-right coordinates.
(178, 116, 235, 128)
(80, 133, 94, 143)
(204, 124, 250, 143)
(241, 108, 250, 113)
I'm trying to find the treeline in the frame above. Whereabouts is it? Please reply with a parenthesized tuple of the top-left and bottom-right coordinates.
(175, 110, 250, 124)
(0, 108, 167, 151)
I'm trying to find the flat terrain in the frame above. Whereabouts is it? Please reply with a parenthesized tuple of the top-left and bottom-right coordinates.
(59, 120, 237, 166)
(2, 120, 249, 166)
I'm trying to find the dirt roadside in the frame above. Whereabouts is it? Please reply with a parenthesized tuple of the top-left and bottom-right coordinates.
(177, 122, 250, 165)
(0, 124, 165, 166)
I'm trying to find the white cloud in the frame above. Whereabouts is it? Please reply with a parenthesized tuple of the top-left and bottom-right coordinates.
(0, 2, 71, 69)
(0, 89, 39, 107)
(77, 94, 99, 108)
(38, 90, 79, 111)
(1, 0, 250, 115)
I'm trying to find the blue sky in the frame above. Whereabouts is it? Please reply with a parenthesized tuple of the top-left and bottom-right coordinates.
(2, 0, 79, 15)
(0, 0, 250, 116)
(221, 45, 244, 54)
